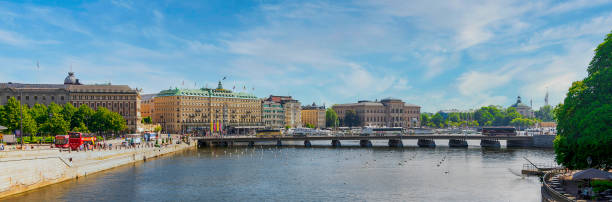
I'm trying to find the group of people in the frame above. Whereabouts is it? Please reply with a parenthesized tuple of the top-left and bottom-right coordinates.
(577, 186, 594, 199)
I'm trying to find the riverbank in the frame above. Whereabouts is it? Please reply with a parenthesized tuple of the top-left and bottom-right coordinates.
(0, 140, 196, 199)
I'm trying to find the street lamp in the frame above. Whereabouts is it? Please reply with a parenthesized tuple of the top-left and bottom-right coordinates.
(19, 89, 23, 147)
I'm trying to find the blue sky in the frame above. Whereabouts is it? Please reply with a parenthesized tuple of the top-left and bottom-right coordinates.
(1, 0, 611, 112)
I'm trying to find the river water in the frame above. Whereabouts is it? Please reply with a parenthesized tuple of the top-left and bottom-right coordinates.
(2, 140, 556, 202)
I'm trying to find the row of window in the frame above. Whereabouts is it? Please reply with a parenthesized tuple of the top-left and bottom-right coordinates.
(9, 95, 65, 102)
(72, 95, 135, 101)
(178, 96, 259, 103)
(363, 116, 406, 122)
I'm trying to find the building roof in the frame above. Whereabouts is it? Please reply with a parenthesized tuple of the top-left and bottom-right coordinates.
(381, 97, 402, 102)
(1, 72, 138, 95)
(157, 87, 258, 99)
(334, 100, 420, 108)
(141, 94, 157, 101)
(302, 102, 325, 110)
(333, 102, 384, 107)
(66, 84, 137, 93)
(0, 83, 67, 89)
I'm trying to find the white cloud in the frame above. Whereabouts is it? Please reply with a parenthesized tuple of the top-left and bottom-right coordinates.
(110, 0, 133, 9)
(26, 6, 91, 36)
(0, 29, 59, 47)
(545, 0, 612, 15)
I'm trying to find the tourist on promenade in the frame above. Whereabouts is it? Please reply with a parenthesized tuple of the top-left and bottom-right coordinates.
(0, 143, 4, 151)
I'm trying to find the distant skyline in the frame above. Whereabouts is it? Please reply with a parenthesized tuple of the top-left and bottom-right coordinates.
(1, 0, 611, 112)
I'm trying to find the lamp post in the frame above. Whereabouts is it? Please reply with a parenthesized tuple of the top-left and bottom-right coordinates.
(19, 89, 23, 147)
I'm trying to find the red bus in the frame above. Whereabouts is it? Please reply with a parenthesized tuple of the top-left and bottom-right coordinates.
(68, 132, 96, 150)
(54, 135, 70, 148)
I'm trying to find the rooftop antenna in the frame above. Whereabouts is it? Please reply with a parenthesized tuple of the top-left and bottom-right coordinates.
(545, 87, 549, 106)
(36, 60, 40, 84)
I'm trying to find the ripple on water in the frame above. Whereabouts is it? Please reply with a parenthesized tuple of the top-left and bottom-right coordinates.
(1, 144, 553, 202)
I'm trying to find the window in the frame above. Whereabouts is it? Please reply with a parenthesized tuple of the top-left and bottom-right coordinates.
(26, 96, 29, 100)
(61, 96, 64, 100)
(51, 96, 55, 100)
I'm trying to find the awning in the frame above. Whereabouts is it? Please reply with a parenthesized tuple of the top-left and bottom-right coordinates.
(0, 125, 7, 130)
(572, 168, 612, 180)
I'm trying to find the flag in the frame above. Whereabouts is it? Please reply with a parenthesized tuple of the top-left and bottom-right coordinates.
(210, 120, 213, 133)
(182, 80, 184, 86)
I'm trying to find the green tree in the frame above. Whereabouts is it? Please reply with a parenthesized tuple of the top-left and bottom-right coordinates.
(142, 116, 153, 124)
(0, 98, 37, 139)
(29, 104, 48, 127)
(431, 112, 445, 128)
(89, 107, 126, 137)
(449, 113, 460, 123)
(420, 113, 430, 127)
(510, 118, 535, 130)
(72, 104, 94, 129)
(554, 31, 612, 170)
(325, 108, 339, 128)
(305, 123, 315, 128)
(91, 107, 112, 134)
(0, 105, 4, 127)
(47, 102, 63, 116)
(503, 107, 522, 125)
(535, 105, 555, 122)
(20, 106, 38, 139)
(343, 110, 361, 127)
(61, 103, 77, 126)
(474, 107, 494, 126)
(72, 122, 90, 133)
(154, 125, 162, 133)
(40, 113, 69, 135)
(108, 111, 127, 133)
(1, 97, 23, 133)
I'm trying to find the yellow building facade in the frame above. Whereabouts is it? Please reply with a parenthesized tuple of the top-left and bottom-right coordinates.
(301, 103, 325, 129)
(152, 82, 262, 134)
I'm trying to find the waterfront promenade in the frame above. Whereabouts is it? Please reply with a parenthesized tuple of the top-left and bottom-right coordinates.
(0, 138, 196, 199)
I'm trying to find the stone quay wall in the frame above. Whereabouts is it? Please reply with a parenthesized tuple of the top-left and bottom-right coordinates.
(0, 141, 196, 199)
